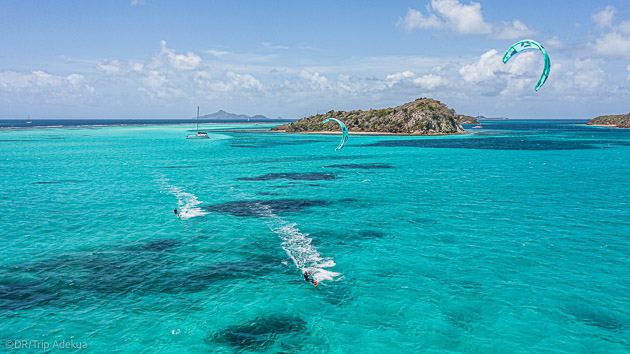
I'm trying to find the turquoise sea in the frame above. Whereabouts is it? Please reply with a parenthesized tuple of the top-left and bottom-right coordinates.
(1, 120, 629, 352)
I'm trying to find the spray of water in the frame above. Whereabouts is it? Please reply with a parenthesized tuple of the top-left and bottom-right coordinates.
(251, 202, 340, 282)
(155, 176, 208, 219)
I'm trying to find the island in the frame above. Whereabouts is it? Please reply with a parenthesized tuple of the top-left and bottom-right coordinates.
(587, 113, 630, 128)
(456, 115, 480, 124)
(198, 110, 288, 122)
(271, 98, 467, 135)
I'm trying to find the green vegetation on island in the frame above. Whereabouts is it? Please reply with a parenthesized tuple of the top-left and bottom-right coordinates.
(588, 113, 630, 128)
(271, 98, 466, 135)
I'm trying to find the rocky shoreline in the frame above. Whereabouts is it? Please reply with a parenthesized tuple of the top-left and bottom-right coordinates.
(587, 113, 630, 128)
(270, 129, 467, 136)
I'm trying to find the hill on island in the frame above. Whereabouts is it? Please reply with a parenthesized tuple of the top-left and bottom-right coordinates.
(588, 113, 630, 128)
(271, 98, 468, 135)
(199, 110, 271, 121)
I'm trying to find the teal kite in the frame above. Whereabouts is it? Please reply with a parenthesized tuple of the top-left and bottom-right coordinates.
(502, 39, 550, 91)
(322, 118, 348, 151)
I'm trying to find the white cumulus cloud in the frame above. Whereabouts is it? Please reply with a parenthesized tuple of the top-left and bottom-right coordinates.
(591, 6, 630, 59)
(385, 70, 443, 90)
(336, 74, 376, 95)
(458, 49, 545, 95)
(572, 59, 605, 92)
(97, 59, 122, 75)
(493, 20, 534, 40)
(594, 32, 630, 59)
(226, 72, 263, 90)
(398, 0, 533, 39)
(413, 74, 443, 89)
(131, 63, 143, 72)
(397, 8, 443, 31)
(593, 6, 616, 28)
(545, 36, 565, 50)
(386, 70, 416, 86)
(194, 71, 213, 89)
(299, 70, 331, 90)
(206, 49, 232, 57)
(0, 70, 94, 103)
(138, 70, 185, 100)
(460, 49, 542, 83)
(459, 50, 503, 82)
(430, 0, 491, 35)
(154, 40, 202, 71)
(194, 70, 262, 92)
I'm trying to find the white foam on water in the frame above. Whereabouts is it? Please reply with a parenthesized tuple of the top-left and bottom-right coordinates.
(252, 202, 340, 282)
(274, 223, 340, 282)
(156, 176, 208, 219)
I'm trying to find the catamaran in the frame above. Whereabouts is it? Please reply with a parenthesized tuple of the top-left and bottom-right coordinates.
(186, 106, 209, 139)
(471, 113, 483, 129)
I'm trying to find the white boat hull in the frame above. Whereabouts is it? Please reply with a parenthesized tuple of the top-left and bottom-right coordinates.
(186, 134, 210, 139)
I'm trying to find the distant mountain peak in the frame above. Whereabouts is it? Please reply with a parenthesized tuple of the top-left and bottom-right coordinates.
(198, 110, 272, 120)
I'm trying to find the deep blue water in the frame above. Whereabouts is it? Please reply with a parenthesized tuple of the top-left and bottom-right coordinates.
(0, 118, 292, 129)
(0, 120, 629, 352)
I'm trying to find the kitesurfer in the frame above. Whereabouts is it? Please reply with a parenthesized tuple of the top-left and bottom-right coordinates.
(174, 208, 180, 218)
(303, 270, 317, 286)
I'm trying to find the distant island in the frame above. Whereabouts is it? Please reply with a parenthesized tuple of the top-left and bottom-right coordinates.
(480, 117, 510, 121)
(587, 113, 630, 128)
(456, 115, 480, 124)
(271, 98, 468, 135)
(455, 115, 510, 123)
(198, 110, 279, 121)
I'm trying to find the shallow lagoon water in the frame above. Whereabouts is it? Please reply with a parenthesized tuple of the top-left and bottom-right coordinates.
(0, 120, 629, 352)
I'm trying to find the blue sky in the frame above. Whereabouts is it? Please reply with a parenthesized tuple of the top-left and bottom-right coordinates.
(1, 0, 629, 119)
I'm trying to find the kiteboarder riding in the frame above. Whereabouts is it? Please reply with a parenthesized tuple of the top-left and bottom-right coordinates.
(304, 270, 318, 287)
(174, 208, 180, 218)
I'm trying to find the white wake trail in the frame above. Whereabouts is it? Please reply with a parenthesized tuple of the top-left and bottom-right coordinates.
(252, 202, 340, 282)
(156, 176, 208, 219)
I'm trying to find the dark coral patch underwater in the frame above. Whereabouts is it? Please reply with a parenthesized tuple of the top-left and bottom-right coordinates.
(563, 304, 626, 332)
(367, 137, 602, 150)
(203, 199, 329, 217)
(127, 238, 182, 253)
(238, 172, 336, 181)
(209, 314, 307, 351)
(0, 252, 285, 313)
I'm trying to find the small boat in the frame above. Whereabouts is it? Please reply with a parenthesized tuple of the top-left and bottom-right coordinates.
(186, 106, 209, 139)
(471, 113, 482, 129)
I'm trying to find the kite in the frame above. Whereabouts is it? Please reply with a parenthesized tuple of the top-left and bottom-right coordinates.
(322, 118, 348, 151)
(503, 39, 551, 91)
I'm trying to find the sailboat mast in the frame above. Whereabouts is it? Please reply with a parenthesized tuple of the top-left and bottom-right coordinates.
(196, 106, 200, 131)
